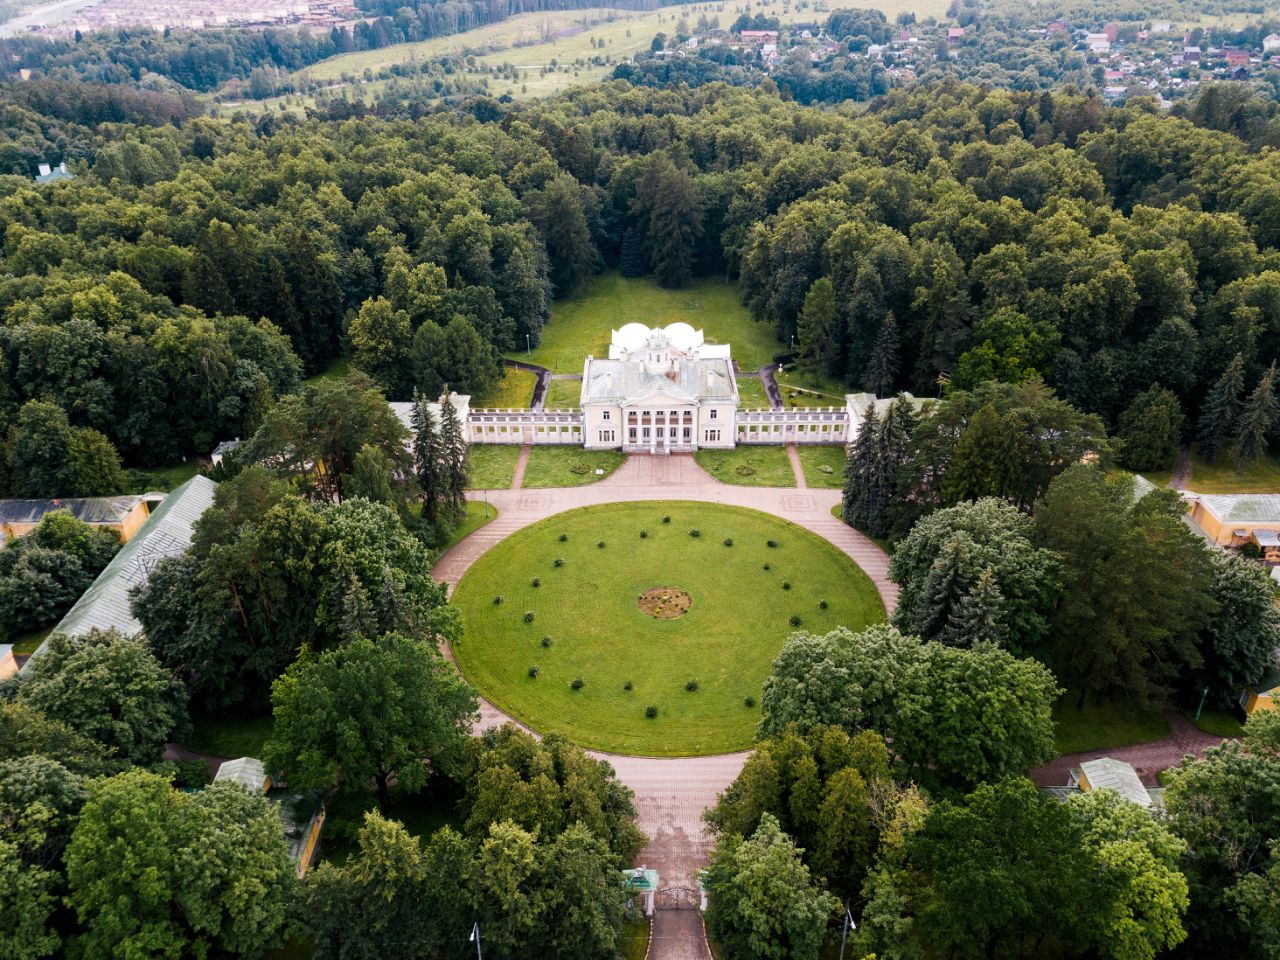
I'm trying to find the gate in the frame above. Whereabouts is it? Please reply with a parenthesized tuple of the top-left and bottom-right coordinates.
(655, 885, 701, 910)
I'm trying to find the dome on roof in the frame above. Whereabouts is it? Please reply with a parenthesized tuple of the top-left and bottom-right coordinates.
(662, 322, 699, 351)
(614, 323, 650, 351)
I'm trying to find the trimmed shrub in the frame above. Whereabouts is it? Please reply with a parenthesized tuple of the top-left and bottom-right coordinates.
(744, 696, 756, 708)
(623, 680, 633, 691)
(541, 636, 553, 648)
(762, 563, 771, 571)
(662, 516, 671, 524)
(640, 530, 648, 538)
(689, 529, 701, 538)
(493, 595, 504, 605)
(645, 705, 658, 718)
(818, 599, 828, 609)
(523, 611, 535, 623)
(553, 557, 565, 568)
(735, 464, 756, 477)
(767, 540, 778, 548)
(558, 533, 568, 542)
(789, 615, 802, 626)
(569, 462, 591, 476)
(570, 677, 585, 690)
(782, 581, 792, 590)
(528, 666, 540, 678)
(598, 541, 606, 549)
(685, 679, 699, 692)
(723, 538, 733, 547)
(531, 577, 541, 588)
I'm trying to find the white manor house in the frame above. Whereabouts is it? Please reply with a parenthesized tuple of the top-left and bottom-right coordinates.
(373, 324, 915, 454)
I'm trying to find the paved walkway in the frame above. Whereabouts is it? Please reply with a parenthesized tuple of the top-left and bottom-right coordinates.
(785, 444, 806, 488)
(1031, 712, 1224, 788)
(510, 444, 531, 489)
(433, 454, 895, 957)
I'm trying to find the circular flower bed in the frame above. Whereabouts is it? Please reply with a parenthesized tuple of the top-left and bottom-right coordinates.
(638, 586, 693, 619)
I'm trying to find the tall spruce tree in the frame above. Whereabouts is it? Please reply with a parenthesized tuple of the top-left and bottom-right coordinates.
(438, 393, 469, 520)
(917, 533, 976, 641)
(797, 278, 840, 378)
(941, 567, 1009, 648)
(411, 393, 444, 523)
(862, 312, 900, 397)
(1235, 362, 1278, 471)
(842, 403, 881, 531)
(1198, 353, 1245, 463)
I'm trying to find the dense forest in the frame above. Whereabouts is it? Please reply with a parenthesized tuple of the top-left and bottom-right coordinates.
(5, 80, 1280, 482)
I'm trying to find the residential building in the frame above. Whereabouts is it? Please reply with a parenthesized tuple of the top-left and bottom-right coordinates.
(34, 161, 72, 184)
(1265, 33, 1280, 52)
(1240, 647, 1280, 716)
(947, 25, 964, 43)
(1185, 492, 1280, 548)
(19, 476, 219, 672)
(0, 495, 150, 543)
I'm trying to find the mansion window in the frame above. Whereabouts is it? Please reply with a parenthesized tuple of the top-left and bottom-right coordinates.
(709, 409, 718, 420)
(598, 430, 615, 443)
(629, 427, 637, 441)
(603, 410, 611, 421)
(706, 429, 721, 442)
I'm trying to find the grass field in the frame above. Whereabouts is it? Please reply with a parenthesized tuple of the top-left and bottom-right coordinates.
(303, 356, 351, 385)
(1145, 450, 1280, 494)
(621, 919, 651, 960)
(736, 376, 770, 409)
(184, 715, 275, 760)
(518, 272, 780, 373)
(129, 460, 202, 492)
(543, 379, 584, 409)
(439, 501, 498, 554)
(776, 366, 849, 408)
(796, 445, 846, 489)
(522, 446, 625, 487)
(1191, 708, 1244, 738)
(10, 628, 50, 657)
(451, 501, 886, 754)
(1052, 696, 1171, 755)
(695, 446, 796, 486)
(468, 444, 523, 489)
(471, 367, 537, 409)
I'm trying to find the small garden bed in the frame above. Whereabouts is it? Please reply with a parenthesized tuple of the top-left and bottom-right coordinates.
(638, 586, 693, 619)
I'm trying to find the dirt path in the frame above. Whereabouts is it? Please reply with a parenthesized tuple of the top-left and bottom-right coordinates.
(505, 359, 551, 411)
(1168, 445, 1192, 490)
(759, 363, 783, 410)
(1031, 712, 1224, 787)
(510, 444, 531, 489)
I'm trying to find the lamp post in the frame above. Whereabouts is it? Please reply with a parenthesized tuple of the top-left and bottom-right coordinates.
(838, 905, 856, 960)
(526, 333, 531, 357)
(470, 922, 482, 960)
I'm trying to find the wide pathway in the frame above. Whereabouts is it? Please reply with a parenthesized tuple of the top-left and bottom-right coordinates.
(1031, 712, 1224, 788)
(432, 453, 895, 956)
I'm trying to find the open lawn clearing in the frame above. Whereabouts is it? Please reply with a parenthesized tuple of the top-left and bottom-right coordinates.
(130, 460, 201, 492)
(796, 445, 846, 489)
(1052, 695, 1170, 755)
(776, 365, 850, 408)
(695, 446, 795, 486)
(184, 715, 275, 760)
(542, 379, 583, 409)
(736, 375, 770, 409)
(522, 446, 625, 487)
(471, 366, 537, 409)
(515, 272, 780, 373)
(303, 355, 350, 385)
(1191, 708, 1243, 738)
(620, 919, 650, 960)
(468, 444, 523, 489)
(10, 628, 51, 657)
(452, 501, 885, 755)
(1145, 449, 1280, 494)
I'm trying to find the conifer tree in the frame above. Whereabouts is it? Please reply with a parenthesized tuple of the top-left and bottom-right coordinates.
(619, 228, 647, 278)
(1198, 353, 1245, 463)
(438, 393, 469, 519)
(1235, 362, 1278, 471)
(862, 312, 900, 397)
(942, 405, 1025, 505)
(941, 567, 1008, 648)
(842, 403, 881, 530)
(411, 393, 444, 523)
(915, 534, 976, 641)
(797, 278, 839, 377)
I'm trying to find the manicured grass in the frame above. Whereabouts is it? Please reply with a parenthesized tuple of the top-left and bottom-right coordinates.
(452, 501, 886, 755)
(1145, 449, 1280, 494)
(736, 376, 771, 409)
(1052, 696, 1170, 755)
(695, 446, 796, 487)
(471, 367, 536, 409)
(184, 715, 275, 760)
(620, 919, 651, 960)
(522, 446, 624, 487)
(439, 501, 499, 553)
(467, 445, 522, 489)
(517, 272, 781, 373)
(1191, 708, 1244, 738)
(776, 366, 849, 408)
(129, 460, 202, 492)
(796, 446, 846, 489)
(10, 628, 50, 657)
(542, 379, 583, 410)
(303, 356, 350, 385)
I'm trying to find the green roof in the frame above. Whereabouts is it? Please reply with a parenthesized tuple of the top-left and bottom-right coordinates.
(21, 476, 218, 670)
